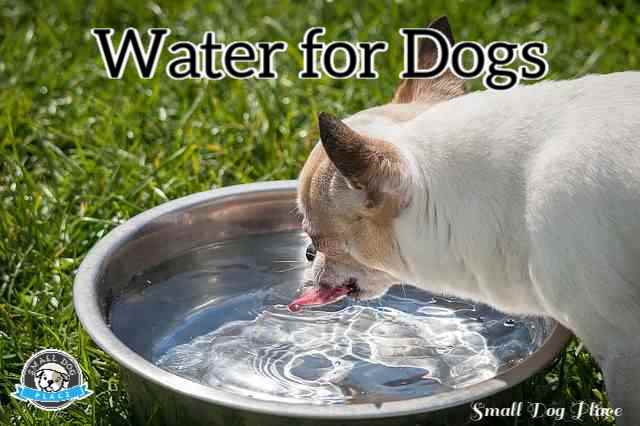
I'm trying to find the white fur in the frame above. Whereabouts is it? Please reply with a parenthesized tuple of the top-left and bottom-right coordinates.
(358, 72, 640, 423)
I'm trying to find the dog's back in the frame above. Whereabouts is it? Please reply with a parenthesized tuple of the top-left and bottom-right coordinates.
(525, 73, 640, 422)
(400, 72, 640, 421)
(524, 73, 640, 338)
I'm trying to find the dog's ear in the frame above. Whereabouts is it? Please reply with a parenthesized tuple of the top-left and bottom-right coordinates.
(318, 112, 408, 206)
(392, 16, 465, 104)
(61, 373, 70, 382)
(35, 370, 44, 379)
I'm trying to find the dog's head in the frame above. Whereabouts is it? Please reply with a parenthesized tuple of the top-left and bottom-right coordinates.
(292, 17, 466, 309)
(35, 367, 70, 392)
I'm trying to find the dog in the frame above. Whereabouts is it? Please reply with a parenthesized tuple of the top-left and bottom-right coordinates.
(293, 16, 640, 425)
(35, 363, 70, 393)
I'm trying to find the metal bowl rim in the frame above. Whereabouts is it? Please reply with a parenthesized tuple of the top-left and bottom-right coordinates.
(73, 180, 572, 420)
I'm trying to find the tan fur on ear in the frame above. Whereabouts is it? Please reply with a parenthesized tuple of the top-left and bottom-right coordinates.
(317, 112, 404, 194)
(392, 16, 465, 104)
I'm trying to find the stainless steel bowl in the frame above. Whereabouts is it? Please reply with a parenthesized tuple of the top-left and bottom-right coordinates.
(73, 180, 571, 426)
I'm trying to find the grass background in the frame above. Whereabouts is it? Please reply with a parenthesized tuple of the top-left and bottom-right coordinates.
(1, 0, 639, 424)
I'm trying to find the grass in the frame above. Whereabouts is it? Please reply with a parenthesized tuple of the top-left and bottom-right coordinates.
(1, 0, 639, 424)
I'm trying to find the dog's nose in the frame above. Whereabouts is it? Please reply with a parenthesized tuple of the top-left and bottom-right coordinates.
(48, 380, 54, 385)
(305, 243, 316, 261)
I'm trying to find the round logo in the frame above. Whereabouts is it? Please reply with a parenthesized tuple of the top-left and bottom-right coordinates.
(11, 349, 92, 411)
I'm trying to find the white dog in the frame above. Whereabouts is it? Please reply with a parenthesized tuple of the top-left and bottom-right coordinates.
(293, 17, 640, 425)
(35, 363, 70, 393)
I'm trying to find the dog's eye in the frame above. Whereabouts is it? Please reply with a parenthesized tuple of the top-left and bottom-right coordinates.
(305, 243, 316, 261)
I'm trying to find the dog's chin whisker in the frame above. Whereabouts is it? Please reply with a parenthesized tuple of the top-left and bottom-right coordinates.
(288, 204, 303, 218)
(274, 264, 307, 273)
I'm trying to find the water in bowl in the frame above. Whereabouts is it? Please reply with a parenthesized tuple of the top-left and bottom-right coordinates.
(110, 230, 551, 405)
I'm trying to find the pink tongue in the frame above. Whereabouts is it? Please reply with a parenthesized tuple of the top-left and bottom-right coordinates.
(288, 286, 350, 312)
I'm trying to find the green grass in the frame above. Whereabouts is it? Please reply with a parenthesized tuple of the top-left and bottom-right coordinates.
(1, 0, 639, 424)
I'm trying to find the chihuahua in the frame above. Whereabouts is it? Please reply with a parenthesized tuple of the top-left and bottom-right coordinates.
(292, 16, 640, 425)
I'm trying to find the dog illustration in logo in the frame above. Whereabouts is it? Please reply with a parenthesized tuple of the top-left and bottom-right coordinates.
(35, 363, 70, 393)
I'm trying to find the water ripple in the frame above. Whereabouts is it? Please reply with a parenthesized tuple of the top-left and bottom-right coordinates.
(155, 292, 544, 405)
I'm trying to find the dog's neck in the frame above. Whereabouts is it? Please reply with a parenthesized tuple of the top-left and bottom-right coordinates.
(389, 87, 554, 315)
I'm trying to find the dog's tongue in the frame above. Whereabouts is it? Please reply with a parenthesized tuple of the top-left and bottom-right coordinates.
(288, 285, 350, 312)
